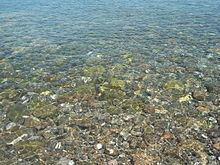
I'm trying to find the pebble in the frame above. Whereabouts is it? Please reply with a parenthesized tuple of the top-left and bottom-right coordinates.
(95, 143, 103, 150)
(105, 147, 118, 156)
(207, 128, 220, 138)
(120, 131, 130, 140)
(213, 142, 220, 150)
(56, 157, 75, 165)
(193, 88, 207, 101)
(196, 106, 210, 113)
(122, 115, 134, 121)
(7, 134, 28, 145)
(5, 122, 17, 131)
(108, 159, 118, 165)
(208, 117, 218, 124)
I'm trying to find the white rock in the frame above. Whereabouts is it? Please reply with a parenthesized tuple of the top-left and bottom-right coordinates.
(95, 143, 103, 150)
(108, 159, 118, 165)
(56, 157, 74, 165)
(5, 122, 17, 131)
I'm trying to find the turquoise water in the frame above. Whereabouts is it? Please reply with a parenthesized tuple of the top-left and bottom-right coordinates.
(0, 0, 220, 164)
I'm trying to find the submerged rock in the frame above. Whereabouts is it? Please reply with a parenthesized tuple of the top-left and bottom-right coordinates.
(56, 157, 75, 165)
(106, 105, 121, 115)
(132, 151, 160, 165)
(193, 88, 207, 101)
(121, 99, 146, 111)
(179, 139, 204, 152)
(179, 94, 193, 102)
(196, 106, 210, 113)
(23, 116, 41, 127)
(15, 140, 44, 153)
(30, 102, 58, 119)
(205, 83, 220, 94)
(84, 65, 105, 76)
(208, 49, 220, 55)
(74, 85, 96, 100)
(164, 80, 185, 91)
(6, 104, 28, 122)
(110, 78, 126, 88)
(213, 141, 220, 150)
(101, 88, 126, 101)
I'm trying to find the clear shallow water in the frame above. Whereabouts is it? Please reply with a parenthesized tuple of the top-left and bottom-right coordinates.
(0, 0, 219, 90)
(0, 0, 220, 164)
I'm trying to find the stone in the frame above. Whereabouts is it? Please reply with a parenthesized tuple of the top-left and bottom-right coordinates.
(7, 134, 28, 145)
(179, 139, 204, 152)
(193, 88, 207, 101)
(15, 141, 44, 152)
(5, 122, 17, 131)
(213, 142, 220, 150)
(164, 80, 185, 91)
(196, 106, 210, 113)
(110, 78, 126, 88)
(205, 83, 220, 94)
(106, 105, 121, 115)
(121, 98, 146, 111)
(84, 66, 105, 76)
(105, 148, 118, 156)
(56, 157, 75, 165)
(132, 151, 160, 165)
(40, 91, 51, 96)
(74, 85, 96, 100)
(0, 60, 7, 63)
(207, 128, 220, 138)
(23, 116, 41, 127)
(101, 88, 126, 101)
(208, 49, 220, 55)
(31, 102, 58, 119)
(6, 104, 29, 122)
(179, 94, 193, 102)
(160, 133, 175, 140)
(108, 159, 118, 165)
(95, 143, 103, 150)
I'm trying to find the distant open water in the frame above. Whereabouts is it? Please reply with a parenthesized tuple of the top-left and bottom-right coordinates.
(0, 0, 219, 81)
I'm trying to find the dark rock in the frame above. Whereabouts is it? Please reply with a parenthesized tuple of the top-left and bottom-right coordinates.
(207, 128, 220, 138)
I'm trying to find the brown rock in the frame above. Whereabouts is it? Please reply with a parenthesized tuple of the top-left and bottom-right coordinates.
(193, 88, 207, 101)
(160, 133, 175, 140)
(213, 141, 220, 150)
(196, 106, 210, 113)
(132, 151, 160, 165)
(23, 116, 41, 127)
(108, 159, 118, 165)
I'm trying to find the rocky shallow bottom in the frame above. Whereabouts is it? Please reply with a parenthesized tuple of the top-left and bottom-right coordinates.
(0, 49, 220, 165)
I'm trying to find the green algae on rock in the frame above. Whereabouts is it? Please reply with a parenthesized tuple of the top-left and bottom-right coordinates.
(208, 49, 220, 55)
(110, 78, 126, 88)
(106, 105, 121, 115)
(15, 141, 44, 154)
(6, 104, 29, 122)
(164, 80, 185, 91)
(74, 85, 96, 100)
(84, 65, 105, 76)
(121, 98, 146, 111)
(30, 102, 58, 119)
(100, 88, 126, 101)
